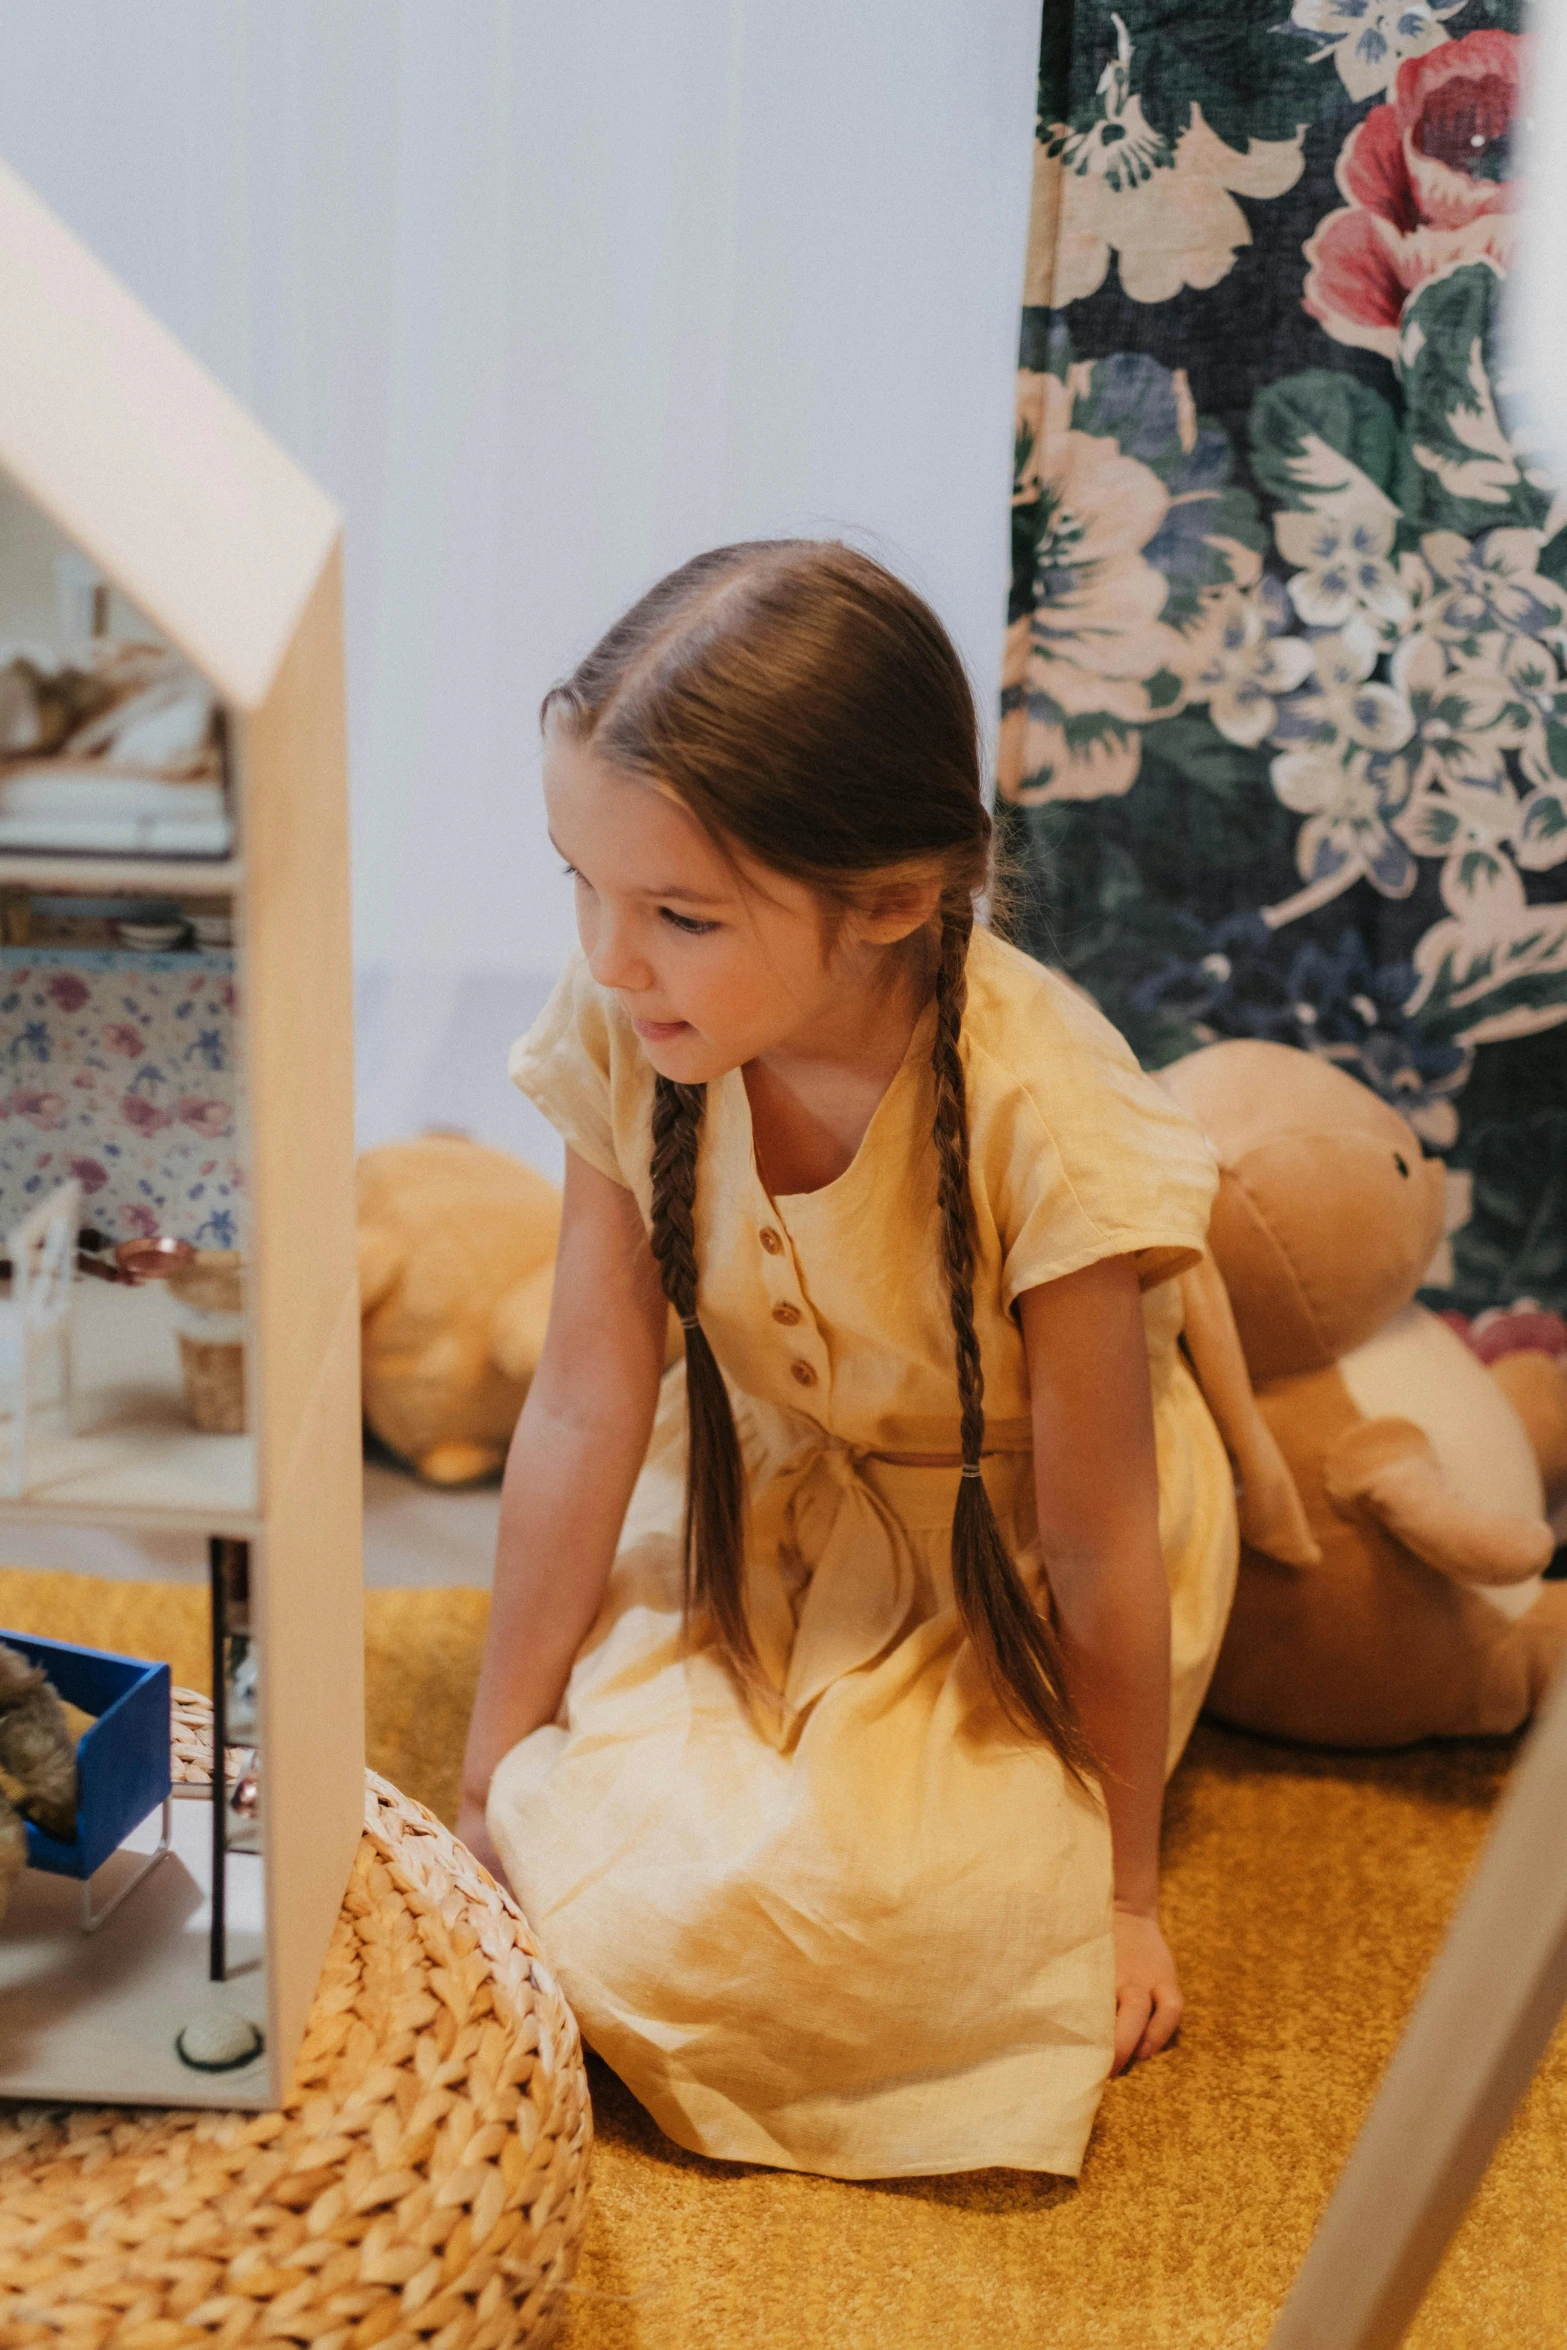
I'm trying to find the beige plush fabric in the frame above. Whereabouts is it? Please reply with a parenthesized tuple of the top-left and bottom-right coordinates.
(491, 926, 1237, 2180)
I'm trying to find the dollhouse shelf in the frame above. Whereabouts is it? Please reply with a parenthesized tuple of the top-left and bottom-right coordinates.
(0, 1279, 257, 1535)
(0, 1791, 267, 2107)
(1, 945, 233, 975)
(0, 855, 243, 896)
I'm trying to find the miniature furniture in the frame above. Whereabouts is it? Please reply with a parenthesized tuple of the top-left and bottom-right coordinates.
(8, 1628, 173, 1930)
(0, 154, 363, 2111)
(0, 1180, 80, 1498)
(0, 1740, 592, 2350)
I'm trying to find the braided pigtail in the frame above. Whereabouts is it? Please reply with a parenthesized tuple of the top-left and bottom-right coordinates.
(931, 909, 1096, 1786)
(648, 1074, 754, 1677)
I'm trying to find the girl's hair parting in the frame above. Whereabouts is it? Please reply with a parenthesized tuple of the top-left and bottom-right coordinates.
(542, 540, 1093, 1782)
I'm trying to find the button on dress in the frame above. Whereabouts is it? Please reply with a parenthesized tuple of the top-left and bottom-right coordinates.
(489, 925, 1236, 2180)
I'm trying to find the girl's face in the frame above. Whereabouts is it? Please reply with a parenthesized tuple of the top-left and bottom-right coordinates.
(544, 731, 892, 1083)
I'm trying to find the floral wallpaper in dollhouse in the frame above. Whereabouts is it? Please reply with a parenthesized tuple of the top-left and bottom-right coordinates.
(1002, 4, 1565, 1318)
(0, 953, 244, 1248)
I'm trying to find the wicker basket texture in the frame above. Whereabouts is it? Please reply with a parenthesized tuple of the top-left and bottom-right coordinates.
(0, 1702, 592, 2349)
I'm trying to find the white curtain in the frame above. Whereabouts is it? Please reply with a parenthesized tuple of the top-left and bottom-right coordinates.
(0, 0, 1039, 1170)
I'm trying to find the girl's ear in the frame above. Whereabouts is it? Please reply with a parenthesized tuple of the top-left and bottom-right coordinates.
(849, 874, 945, 946)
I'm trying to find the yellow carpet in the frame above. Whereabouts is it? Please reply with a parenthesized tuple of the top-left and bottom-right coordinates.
(3, 1566, 1564, 2350)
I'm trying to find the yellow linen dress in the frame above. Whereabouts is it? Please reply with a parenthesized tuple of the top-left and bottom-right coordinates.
(488, 924, 1236, 2181)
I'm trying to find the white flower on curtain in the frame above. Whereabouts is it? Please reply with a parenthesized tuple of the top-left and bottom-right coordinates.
(1269, 744, 1417, 911)
(1274, 624, 1418, 760)
(1494, 635, 1567, 792)
(1265, 627, 1419, 917)
(1516, 784, 1567, 871)
(1274, 503, 1412, 634)
(1187, 578, 1313, 747)
(1419, 529, 1567, 648)
(1290, 0, 1462, 103)
(1388, 631, 1522, 791)
(1397, 772, 1528, 926)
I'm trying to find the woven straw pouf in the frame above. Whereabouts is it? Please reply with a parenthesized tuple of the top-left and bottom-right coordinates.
(0, 1698, 592, 2349)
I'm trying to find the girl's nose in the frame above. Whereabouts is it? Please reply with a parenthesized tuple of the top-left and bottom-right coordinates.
(586, 916, 649, 994)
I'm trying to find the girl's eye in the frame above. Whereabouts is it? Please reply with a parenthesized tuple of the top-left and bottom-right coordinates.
(661, 908, 717, 937)
(560, 861, 584, 883)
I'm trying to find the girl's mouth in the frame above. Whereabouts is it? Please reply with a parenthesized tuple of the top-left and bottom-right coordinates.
(632, 1017, 692, 1044)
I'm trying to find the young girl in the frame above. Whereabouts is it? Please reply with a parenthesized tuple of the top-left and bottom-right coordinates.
(458, 541, 1237, 2181)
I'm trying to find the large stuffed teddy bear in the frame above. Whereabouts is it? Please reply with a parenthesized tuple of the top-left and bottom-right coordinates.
(1160, 1040, 1567, 1748)
(358, 1132, 684, 1486)
(357, 1134, 563, 1485)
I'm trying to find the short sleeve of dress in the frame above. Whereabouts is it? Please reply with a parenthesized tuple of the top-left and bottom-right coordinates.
(507, 950, 626, 1187)
(965, 938, 1218, 1311)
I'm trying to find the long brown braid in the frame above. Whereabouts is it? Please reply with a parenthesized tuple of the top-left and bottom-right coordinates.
(544, 539, 1095, 1775)
(648, 1072, 753, 1675)
(932, 903, 1095, 1779)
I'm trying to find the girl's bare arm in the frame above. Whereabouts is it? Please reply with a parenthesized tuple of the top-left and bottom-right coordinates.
(1016, 1254, 1179, 2074)
(457, 1146, 668, 1871)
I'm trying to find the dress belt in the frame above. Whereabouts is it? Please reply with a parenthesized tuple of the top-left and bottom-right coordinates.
(861, 1445, 1025, 1468)
(741, 1428, 1029, 1748)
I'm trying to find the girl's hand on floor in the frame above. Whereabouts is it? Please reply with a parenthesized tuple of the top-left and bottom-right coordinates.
(455, 1799, 513, 1897)
(1111, 1903, 1183, 2075)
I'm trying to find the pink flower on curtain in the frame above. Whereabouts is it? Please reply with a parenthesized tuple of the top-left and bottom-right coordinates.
(177, 1096, 232, 1139)
(1303, 30, 1521, 359)
(9, 1086, 67, 1130)
(67, 1158, 108, 1194)
(45, 972, 89, 1012)
(103, 1022, 146, 1057)
(120, 1093, 174, 1135)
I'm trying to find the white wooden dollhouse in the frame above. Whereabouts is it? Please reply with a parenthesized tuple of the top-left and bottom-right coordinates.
(0, 157, 363, 2109)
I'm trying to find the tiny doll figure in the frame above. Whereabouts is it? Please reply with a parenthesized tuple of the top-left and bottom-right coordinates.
(460, 544, 1236, 2180)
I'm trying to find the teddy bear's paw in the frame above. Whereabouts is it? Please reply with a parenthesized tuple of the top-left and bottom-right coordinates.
(417, 1440, 505, 1487)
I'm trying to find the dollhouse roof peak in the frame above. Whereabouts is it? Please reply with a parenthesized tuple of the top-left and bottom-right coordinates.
(0, 160, 340, 714)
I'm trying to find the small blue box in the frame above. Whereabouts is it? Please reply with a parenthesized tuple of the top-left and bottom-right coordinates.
(2, 1632, 172, 1880)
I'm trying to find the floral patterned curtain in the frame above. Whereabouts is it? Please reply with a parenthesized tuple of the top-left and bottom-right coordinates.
(1000, 3, 1565, 1319)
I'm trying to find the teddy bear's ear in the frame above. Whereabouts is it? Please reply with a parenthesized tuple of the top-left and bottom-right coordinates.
(358, 1224, 405, 1316)
(489, 1260, 555, 1387)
